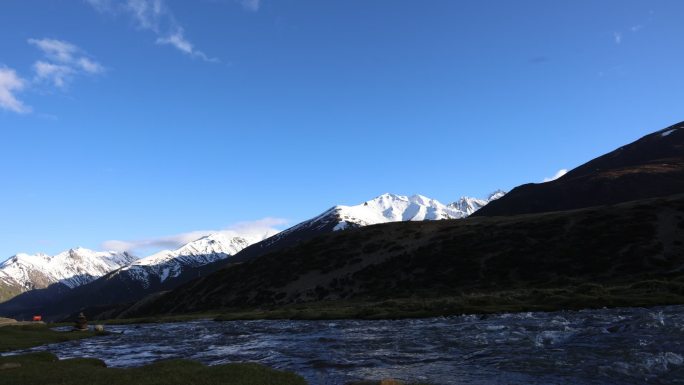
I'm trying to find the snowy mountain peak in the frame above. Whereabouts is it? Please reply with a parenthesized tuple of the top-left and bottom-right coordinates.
(252, 190, 507, 253)
(333, 191, 506, 230)
(0, 248, 136, 291)
(121, 228, 278, 286)
(447, 191, 506, 216)
(487, 190, 506, 201)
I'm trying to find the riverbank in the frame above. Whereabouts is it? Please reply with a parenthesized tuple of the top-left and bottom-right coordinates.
(0, 323, 101, 352)
(214, 278, 684, 321)
(83, 277, 684, 324)
(0, 352, 307, 385)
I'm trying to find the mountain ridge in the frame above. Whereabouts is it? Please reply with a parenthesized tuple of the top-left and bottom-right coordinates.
(121, 120, 684, 319)
(475, 122, 684, 217)
(0, 248, 136, 303)
(0, 191, 501, 320)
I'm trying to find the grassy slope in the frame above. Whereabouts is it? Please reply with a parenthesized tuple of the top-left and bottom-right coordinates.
(0, 352, 306, 385)
(215, 278, 684, 320)
(0, 284, 21, 304)
(131, 194, 684, 318)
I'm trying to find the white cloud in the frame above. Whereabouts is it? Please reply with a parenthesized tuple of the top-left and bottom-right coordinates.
(33, 61, 73, 88)
(84, 0, 114, 12)
(155, 28, 217, 61)
(613, 32, 622, 44)
(78, 57, 105, 74)
(0, 67, 30, 113)
(125, 0, 165, 31)
(229, 217, 288, 234)
(240, 0, 260, 12)
(543, 169, 568, 182)
(101, 217, 288, 253)
(28, 38, 78, 63)
(28, 38, 104, 88)
(87, 0, 216, 61)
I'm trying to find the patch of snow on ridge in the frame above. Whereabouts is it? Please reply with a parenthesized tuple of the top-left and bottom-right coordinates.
(661, 129, 676, 137)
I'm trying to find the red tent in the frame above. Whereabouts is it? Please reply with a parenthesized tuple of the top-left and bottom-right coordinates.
(32, 315, 42, 322)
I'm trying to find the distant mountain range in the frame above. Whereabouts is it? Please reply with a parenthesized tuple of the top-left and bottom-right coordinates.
(0, 248, 135, 303)
(0, 191, 502, 320)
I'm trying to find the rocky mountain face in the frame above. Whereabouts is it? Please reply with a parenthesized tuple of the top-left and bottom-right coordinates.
(475, 122, 684, 217)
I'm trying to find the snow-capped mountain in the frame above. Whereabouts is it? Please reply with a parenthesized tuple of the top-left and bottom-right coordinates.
(448, 190, 506, 216)
(0, 248, 136, 302)
(232, 191, 505, 263)
(271, 191, 503, 240)
(0, 191, 502, 319)
(0, 229, 278, 319)
(115, 231, 277, 288)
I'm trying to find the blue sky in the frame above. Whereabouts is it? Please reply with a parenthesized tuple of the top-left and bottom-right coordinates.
(1, 0, 683, 260)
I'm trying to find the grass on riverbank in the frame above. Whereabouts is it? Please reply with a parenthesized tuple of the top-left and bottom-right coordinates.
(0, 324, 100, 352)
(0, 352, 307, 385)
(98, 312, 219, 325)
(215, 278, 684, 321)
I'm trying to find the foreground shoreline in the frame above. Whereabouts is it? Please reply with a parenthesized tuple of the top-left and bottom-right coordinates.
(2, 304, 681, 385)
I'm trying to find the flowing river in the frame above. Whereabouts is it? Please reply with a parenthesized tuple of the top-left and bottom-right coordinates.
(9, 305, 684, 385)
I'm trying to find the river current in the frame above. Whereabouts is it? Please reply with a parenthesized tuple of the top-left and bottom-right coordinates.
(9, 305, 684, 384)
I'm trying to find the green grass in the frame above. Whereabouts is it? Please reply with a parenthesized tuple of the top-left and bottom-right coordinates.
(0, 352, 307, 385)
(98, 312, 219, 325)
(0, 324, 102, 352)
(215, 278, 684, 321)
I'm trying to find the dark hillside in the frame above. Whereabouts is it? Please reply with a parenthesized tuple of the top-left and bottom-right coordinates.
(475, 122, 684, 216)
(136, 193, 684, 316)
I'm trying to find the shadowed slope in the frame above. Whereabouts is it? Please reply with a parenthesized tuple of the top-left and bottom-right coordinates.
(134, 194, 684, 316)
(475, 122, 684, 217)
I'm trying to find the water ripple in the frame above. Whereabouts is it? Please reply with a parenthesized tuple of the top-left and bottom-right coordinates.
(7, 305, 684, 385)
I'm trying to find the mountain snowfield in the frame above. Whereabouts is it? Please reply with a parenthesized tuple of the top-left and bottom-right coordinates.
(116, 231, 278, 287)
(0, 248, 136, 292)
(253, 191, 505, 252)
(333, 191, 505, 230)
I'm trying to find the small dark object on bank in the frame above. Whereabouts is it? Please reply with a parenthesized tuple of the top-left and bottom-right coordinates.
(73, 312, 88, 331)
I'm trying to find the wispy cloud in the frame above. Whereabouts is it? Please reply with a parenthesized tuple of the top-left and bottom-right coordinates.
(156, 28, 218, 62)
(0, 67, 30, 113)
(86, 0, 217, 61)
(101, 217, 288, 253)
(28, 38, 104, 88)
(613, 32, 622, 44)
(543, 169, 568, 183)
(240, 0, 261, 12)
(612, 12, 652, 45)
(28, 38, 79, 62)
